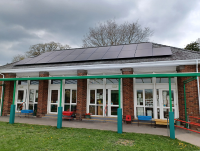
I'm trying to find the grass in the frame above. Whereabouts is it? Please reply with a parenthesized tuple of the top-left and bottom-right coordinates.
(0, 121, 199, 151)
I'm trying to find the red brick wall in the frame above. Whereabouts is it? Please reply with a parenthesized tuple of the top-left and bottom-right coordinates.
(37, 72, 49, 117)
(2, 73, 16, 116)
(76, 70, 87, 120)
(122, 68, 134, 121)
(177, 65, 200, 129)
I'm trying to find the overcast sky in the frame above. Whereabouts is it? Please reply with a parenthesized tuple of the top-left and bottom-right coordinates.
(0, 0, 200, 66)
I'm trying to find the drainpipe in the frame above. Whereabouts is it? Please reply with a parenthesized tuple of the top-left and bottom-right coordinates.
(0, 73, 4, 116)
(196, 60, 200, 115)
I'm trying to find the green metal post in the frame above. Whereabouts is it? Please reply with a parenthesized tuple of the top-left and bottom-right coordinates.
(169, 78, 175, 139)
(57, 80, 63, 129)
(117, 78, 122, 134)
(1, 84, 5, 116)
(183, 84, 188, 128)
(9, 81, 16, 124)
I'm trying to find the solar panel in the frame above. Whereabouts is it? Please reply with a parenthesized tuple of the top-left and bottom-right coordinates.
(70, 49, 85, 55)
(87, 52, 106, 60)
(36, 57, 55, 63)
(122, 44, 137, 51)
(60, 55, 79, 62)
(108, 45, 123, 52)
(102, 51, 120, 59)
(25, 56, 46, 64)
(153, 47, 172, 56)
(135, 48, 152, 57)
(137, 43, 152, 50)
(118, 50, 135, 58)
(95, 46, 110, 53)
(74, 53, 92, 61)
(15, 58, 33, 65)
(83, 48, 98, 54)
(46, 51, 63, 57)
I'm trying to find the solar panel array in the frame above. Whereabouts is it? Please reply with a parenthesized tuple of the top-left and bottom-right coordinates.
(15, 43, 172, 66)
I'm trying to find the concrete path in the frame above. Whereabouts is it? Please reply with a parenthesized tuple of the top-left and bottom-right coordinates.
(0, 116, 200, 147)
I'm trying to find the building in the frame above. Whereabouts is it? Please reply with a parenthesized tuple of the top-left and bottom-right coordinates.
(0, 42, 200, 125)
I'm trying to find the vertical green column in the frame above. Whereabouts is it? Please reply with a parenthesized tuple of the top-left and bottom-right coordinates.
(9, 81, 16, 124)
(1, 84, 5, 116)
(57, 79, 63, 129)
(183, 84, 188, 128)
(169, 77, 175, 139)
(117, 78, 122, 134)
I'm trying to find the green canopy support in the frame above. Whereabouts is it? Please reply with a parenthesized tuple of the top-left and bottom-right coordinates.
(183, 76, 197, 128)
(169, 78, 175, 139)
(9, 81, 16, 124)
(57, 79, 63, 129)
(0, 84, 5, 116)
(117, 78, 122, 134)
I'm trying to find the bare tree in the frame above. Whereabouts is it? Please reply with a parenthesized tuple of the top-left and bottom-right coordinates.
(12, 42, 71, 62)
(82, 20, 153, 47)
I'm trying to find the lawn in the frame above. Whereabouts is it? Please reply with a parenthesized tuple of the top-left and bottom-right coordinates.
(0, 121, 199, 151)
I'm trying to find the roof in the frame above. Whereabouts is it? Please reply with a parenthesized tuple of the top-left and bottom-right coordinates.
(1, 42, 200, 71)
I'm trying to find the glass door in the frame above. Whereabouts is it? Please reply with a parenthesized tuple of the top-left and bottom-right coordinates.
(29, 89, 38, 115)
(107, 89, 119, 116)
(49, 89, 59, 113)
(16, 89, 27, 111)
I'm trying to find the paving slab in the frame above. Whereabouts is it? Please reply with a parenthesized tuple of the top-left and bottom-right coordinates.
(0, 116, 199, 147)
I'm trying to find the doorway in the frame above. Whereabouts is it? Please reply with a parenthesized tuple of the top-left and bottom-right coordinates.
(16, 89, 27, 111)
(49, 89, 60, 113)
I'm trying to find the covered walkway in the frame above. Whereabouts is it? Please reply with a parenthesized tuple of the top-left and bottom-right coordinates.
(0, 116, 199, 147)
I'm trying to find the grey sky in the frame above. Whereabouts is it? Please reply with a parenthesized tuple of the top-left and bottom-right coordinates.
(0, 0, 200, 65)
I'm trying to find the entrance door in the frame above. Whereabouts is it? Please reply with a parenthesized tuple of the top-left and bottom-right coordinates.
(49, 89, 59, 113)
(106, 89, 119, 117)
(16, 89, 27, 111)
(158, 89, 176, 119)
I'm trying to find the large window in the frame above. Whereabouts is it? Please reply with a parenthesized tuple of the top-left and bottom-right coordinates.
(136, 78, 152, 83)
(64, 89, 77, 112)
(29, 89, 38, 115)
(89, 89, 103, 115)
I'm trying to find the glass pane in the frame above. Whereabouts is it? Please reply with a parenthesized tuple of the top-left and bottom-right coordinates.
(17, 104, 23, 111)
(106, 79, 119, 84)
(137, 90, 143, 105)
(65, 80, 77, 84)
(162, 90, 174, 107)
(97, 89, 103, 104)
(136, 78, 152, 83)
(90, 90, 95, 104)
(89, 79, 103, 84)
(136, 107, 144, 117)
(89, 105, 95, 115)
(72, 90, 76, 103)
(29, 104, 33, 110)
(163, 108, 175, 118)
(35, 90, 38, 102)
(18, 80, 27, 85)
(71, 105, 76, 112)
(51, 90, 58, 103)
(64, 105, 70, 111)
(29, 89, 34, 103)
(17, 90, 24, 102)
(111, 107, 118, 115)
(51, 105, 57, 112)
(65, 89, 70, 103)
(51, 80, 61, 84)
(96, 106, 103, 115)
(34, 104, 37, 113)
(157, 89, 159, 107)
(156, 78, 175, 83)
(30, 80, 39, 85)
(145, 107, 153, 118)
(145, 89, 153, 107)
(111, 90, 118, 105)
(157, 108, 160, 119)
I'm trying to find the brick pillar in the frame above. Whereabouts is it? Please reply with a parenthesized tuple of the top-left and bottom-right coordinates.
(76, 70, 87, 120)
(177, 65, 200, 129)
(2, 73, 16, 116)
(122, 68, 134, 121)
(37, 72, 49, 117)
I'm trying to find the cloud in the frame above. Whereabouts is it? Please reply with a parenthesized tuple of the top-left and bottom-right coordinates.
(0, 0, 200, 65)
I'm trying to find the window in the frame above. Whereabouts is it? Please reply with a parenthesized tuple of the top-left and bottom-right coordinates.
(29, 89, 38, 115)
(18, 80, 27, 85)
(65, 80, 77, 84)
(64, 89, 77, 112)
(106, 79, 119, 84)
(135, 78, 152, 83)
(51, 80, 61, 84)
(89, 79, 103, 85)
(30, 80, 39, 85)
(89, 89, 103, 115)
(156, 78, 175, 83)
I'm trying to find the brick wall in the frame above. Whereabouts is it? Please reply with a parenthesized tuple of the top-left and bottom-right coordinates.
(37, 72, 49, 117)
(177, 65, 200, 129)
(122, 68, 134, 121)
(76, 70, 87, 120)
(2, 73, 16, 116)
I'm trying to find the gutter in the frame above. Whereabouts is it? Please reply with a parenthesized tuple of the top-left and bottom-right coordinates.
(0, 73, 4, 116)
(196, 60, 200, 115)
(0, 59, 198, 74)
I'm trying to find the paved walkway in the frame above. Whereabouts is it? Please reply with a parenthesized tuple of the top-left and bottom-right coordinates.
(0, 116, 200, 147)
